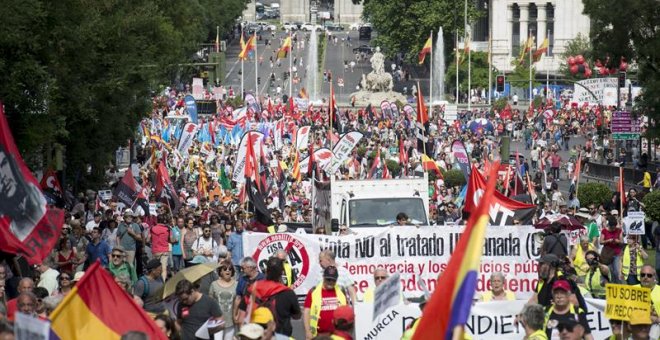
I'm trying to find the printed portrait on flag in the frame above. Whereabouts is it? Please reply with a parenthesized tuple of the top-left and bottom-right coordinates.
(0, 142, 46, 241)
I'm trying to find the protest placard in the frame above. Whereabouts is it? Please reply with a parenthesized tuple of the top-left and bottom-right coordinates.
(605, 283, 651, 321)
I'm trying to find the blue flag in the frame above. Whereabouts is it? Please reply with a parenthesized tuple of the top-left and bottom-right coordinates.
(184, 95, 198, 124)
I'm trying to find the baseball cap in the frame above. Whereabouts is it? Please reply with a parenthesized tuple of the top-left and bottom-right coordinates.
(537, 254, 559, 265)
(333, 305, 355, 324)
(145, 258, 161, 271)
(552, 280, 572, 292)
(323, 266, 339, 281)
(237, 323, 264, 339)
(629, 309, 652, 325)
(251, 307, 274, 324)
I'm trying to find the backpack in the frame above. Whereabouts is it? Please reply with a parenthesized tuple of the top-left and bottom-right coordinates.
(138, 276, 150, 299)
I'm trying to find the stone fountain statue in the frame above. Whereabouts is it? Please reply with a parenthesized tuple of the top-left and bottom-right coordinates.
(351, 47, 406, 106)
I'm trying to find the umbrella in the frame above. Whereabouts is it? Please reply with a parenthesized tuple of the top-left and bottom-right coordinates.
(468, 119, 494, 134)
(162, 262, 220, 298)
(534, 214, 584, 231)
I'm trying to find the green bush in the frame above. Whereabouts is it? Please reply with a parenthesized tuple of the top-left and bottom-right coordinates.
(442, 169, 467, 188)
(577, 183, 612, 208)
(642, 191, 660, 223)
(493, 97, 508, 111)
(385, 159, 400, 176)
(225, 96, 244, 108)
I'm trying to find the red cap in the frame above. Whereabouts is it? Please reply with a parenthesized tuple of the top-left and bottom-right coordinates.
(333, 306, 355, 324)
(552, 280, 572, 292)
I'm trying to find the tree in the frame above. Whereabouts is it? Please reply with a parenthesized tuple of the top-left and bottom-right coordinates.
(642, 191, 660, 224)
(577, 183, 612, 208)
(506, 62, 541, 93)
(361, 0, 481, 62)
(445, 51, 497, 100)
(0, 0, 247, 188)
(582, 0, 660, 136)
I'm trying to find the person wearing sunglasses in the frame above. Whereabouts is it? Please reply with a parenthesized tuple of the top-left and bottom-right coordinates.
(362, 268, 390, 303)
(544, 280, 592, 340)
(638, 265, 660, 325)
(52, 273, 74, 297)
(209, 260, 237, 340)
(107, 246, 137, 286)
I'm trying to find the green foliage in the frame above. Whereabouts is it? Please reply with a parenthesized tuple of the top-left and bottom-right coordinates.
(445, 52, 497, 100)
(0, 0, 247, 188)
(357, 146, 367, 158)
(362, 0, 481, 61)
(493, 97, 508, 111)
(385, 159, 400, 176)
(577, 183, 613, 208)
(582, 0, 660, 138)
(441, 169, 466, 188)
(507, 63, 541, 90)
(642, 191, 660, 223)
(225, 96, 244, 108)
(532, 96, 545, 108)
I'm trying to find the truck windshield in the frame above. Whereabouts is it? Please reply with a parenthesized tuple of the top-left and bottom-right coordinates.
(348, 198, 427, 227)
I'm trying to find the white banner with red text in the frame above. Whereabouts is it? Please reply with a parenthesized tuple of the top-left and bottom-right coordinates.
(242, 225, 543, 298)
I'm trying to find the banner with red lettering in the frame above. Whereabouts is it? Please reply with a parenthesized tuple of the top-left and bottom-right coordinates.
(0, 103, 64, 264)
(243, 226, 542, 298)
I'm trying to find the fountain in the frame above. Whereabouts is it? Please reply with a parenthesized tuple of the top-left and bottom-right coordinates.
(432, 27, 446, 105)
(306, 28, 319, 102)
(350, 46, 407, 106)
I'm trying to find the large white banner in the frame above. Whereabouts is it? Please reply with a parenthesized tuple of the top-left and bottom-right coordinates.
(231, 131, 265, 184)
(328, 131, 363, 173)
(299, 148, 333, 174)
(177, 123, 198, 157)
(242, 226, 543, 297)
(296, 126, 312, 151)
(572, 78, 617, 105)
(353, 299, 611, 340)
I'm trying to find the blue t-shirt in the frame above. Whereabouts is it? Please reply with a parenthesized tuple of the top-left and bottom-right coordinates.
(236, 272, 265, 298)
(227, 232, 244, 265)
(86, 240, 111, 267)
(171, 226, 182, 256)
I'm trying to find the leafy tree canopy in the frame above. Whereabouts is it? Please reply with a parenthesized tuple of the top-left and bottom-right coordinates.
(362, 0, 481, 62)
(445, 51, 497, 99)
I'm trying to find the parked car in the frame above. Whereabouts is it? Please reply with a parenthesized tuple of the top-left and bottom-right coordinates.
(256, 22, 277, 31)
(282, 22, 297, 31)
(324, 22, 344, 31)
(301, 23, 323, 31)
(352, 45, 373, 54)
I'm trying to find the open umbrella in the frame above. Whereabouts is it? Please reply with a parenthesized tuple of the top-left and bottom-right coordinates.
(534, 214, 584, 231)
(162, 262, 220, 298)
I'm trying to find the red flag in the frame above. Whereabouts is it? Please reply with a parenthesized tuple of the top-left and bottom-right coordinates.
(155, 160, 180, 212)
(368, 149, 382, 179)
(40, 168, 63, 193)
(399, 139, 408, 165)
(416, 83, 428, 124)
(0, 103, 64, 264)
(245, 134, 260, 191)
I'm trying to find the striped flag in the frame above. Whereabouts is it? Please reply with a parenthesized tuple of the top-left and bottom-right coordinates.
(532, 37, 549, 62)
(277, 35, 292, 60)
(50, 261, 166, 339)
(412, 164, 500, 340)
(239, 35, 256, 60)
(518, 36, 534, 65)
(418, 34, 432, 64)
(291, 150, 301, 182)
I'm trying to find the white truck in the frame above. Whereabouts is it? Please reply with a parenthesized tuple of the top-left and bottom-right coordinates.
(331, 174, 430, 229)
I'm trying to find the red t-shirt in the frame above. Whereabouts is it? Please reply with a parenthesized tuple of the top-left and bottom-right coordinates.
(602, 228, 623, 256)
(304, 287, 342, 334)
(150, 223, 170, 253)
(6, 298, 17, 322)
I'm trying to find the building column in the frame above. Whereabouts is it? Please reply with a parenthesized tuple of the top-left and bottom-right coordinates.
(537, 4, 547, 45)
(519, 3, 529, 43)
(507, 4, 513, 56)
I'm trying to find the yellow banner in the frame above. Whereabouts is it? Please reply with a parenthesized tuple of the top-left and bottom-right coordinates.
(605, 283, 651, 321)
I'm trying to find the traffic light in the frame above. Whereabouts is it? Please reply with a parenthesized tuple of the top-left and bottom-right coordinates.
(618, 72, 626, 88)
(496, 75, 505, 92)
(257, 77, 261, 85)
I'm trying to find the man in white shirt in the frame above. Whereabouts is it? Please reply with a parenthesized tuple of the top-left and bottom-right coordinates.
(192, 226, 224, 262)
(36, 258, 60, 295)
(85, 212, 102, 233)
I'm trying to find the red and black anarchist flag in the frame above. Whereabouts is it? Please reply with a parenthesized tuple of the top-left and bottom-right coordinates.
(463, 164, 537, 226)
(113, 167, 151, 216)
(0, 103, 64, 264)
(155, 160, 181, 213)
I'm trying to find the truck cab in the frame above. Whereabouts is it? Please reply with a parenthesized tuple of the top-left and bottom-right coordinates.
(331, 174, 430, 228)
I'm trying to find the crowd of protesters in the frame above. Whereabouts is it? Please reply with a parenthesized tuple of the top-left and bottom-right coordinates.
(0, 76, 659, 340)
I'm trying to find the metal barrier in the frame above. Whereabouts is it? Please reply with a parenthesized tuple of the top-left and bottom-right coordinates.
(585, 161, 656, 191)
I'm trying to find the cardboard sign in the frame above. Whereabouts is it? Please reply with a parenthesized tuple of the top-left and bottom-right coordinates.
(623, 211, 645, 235)
(605, 283, 651, 321)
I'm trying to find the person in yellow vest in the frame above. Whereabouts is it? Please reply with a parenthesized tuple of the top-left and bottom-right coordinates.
(582, 250, 610, 299)
(519, 303, 548, 340)
(570, 236, 596, 281)
(303, 266, 347, 339)
(330, 305, 354, 340)
(362, 268, 389, 302)
(544, 280, 594, 340)
(619, 234, 648, 285)
(274, 249, 294, 288)
(480, 272, 516, 301)
(637, 265, 660, 324)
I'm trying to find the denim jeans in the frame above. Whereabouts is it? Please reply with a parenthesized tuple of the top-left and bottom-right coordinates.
(609, 255, 622, 283)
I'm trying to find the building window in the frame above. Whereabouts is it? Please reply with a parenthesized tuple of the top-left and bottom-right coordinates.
(473, 0, 489, 42)
(512, 4, 520, 56)
(528, 3, 537, 47)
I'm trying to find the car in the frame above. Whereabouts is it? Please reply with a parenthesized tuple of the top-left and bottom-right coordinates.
(352, 45, 373, 54)
(282, 22, 297, 31)
(324, 22, 344, 31)
(350, 22, 370, 31)
(301, 23, 323, 31)
(256, 22, 276, 31)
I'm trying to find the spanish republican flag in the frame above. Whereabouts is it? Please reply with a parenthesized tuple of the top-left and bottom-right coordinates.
(421, 154, 443, 179)
(277, 35, 292, 60)
(239, 35, 256, 60)
(532, 37, 549, 62)
(412, 164, 500, 340)
(418, 35, 432, 64)
(50, 261, 166, 339)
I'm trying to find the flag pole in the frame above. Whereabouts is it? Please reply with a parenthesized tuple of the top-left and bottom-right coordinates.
(545, 30, 550, 99)
(528, 28, 532, 104)
(487, 2, 492, 106)
(254, 31, 258, 97)
(417, 80, 427, 156)
(455, 31, 459, 105)
(429, 30, 433, 113)
(467, 29, 471, 110)
(241, 28, 244, 98)
(289, 31, 293, 100)
(464, 0, 469, 110)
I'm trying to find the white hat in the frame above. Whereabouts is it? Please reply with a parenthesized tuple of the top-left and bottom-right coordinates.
(123, 208, 135, 216)
(277, 224, 288, 233)
(237, 323, 264, 339)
